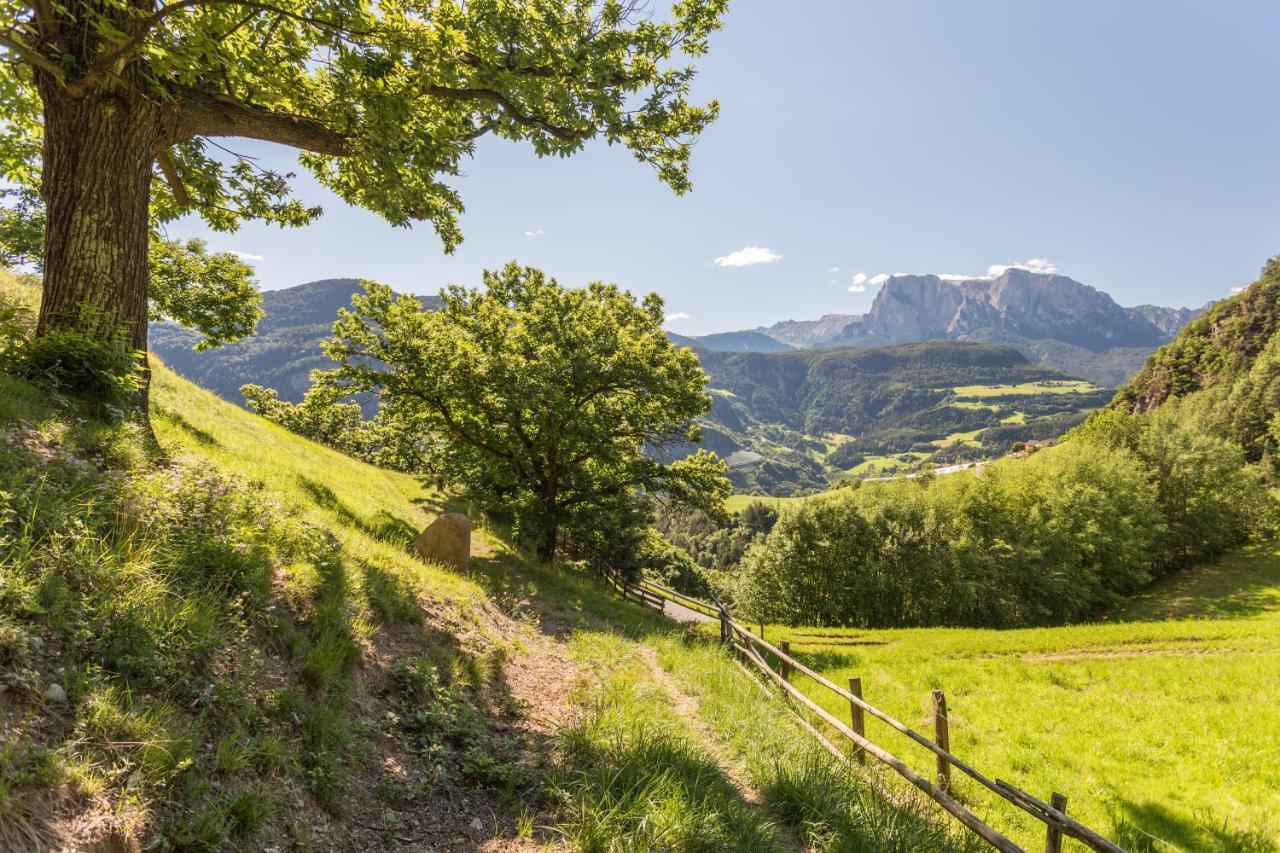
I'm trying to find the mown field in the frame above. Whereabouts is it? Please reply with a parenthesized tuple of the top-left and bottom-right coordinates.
(949, 379, 1101, 398)
(752, 545, 1280, 851)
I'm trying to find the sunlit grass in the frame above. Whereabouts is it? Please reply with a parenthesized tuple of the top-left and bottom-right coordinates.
(950, 380, 1100, 398)
(736, 550, 1280, 850)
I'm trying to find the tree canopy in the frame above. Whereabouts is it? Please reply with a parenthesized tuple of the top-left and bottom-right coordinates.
(1, 0, 726, 247)
(0, 0, 727, 408)
(322, 262, 729, 560)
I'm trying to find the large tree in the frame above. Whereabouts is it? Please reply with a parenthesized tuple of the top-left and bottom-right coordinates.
(323, 263, 729, 561)
(0, 0, 727, 403)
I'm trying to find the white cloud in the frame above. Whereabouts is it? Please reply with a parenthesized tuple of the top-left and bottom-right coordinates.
(523, 228, 545, 237)
(849, 271, 892, 293)
(714, 246, 782, 268)
(937, 273, 973, 282)
(665, 311, 691, 323)
(226, 249, 264, 261)
(1231, 286, 1247, 294)
(988, 257, 1058, 277)
(828, 266, 840, 273)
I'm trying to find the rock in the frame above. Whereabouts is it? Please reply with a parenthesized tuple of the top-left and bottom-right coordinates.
(44, 682, 66, 703)
(470, 817, 484, 832)
(413, 513, 471, 570)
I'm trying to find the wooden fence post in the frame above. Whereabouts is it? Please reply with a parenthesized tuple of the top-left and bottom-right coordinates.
(932, 689, 951, 793)
(779, 641, 792, 680)
(848, 676, 865, 764)
(1045, 792, 1068, 853)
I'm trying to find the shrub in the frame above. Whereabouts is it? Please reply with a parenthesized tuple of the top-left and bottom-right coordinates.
(736, 442, 1163, 628)
(19, 328, 141, 405)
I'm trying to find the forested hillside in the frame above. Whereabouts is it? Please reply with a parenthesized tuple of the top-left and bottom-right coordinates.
(1113, 255, 1280, 467)
(691, 342, 1108, 492)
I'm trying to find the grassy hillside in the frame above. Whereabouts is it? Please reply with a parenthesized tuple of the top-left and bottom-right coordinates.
(751, 545, 1280, 851)
(2, 273, 974, 850)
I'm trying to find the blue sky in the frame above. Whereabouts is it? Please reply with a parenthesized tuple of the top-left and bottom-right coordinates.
(170, 1, 1280, 336)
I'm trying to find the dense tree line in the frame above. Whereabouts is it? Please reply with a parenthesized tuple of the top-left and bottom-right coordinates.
(733, 399, 1274, 628)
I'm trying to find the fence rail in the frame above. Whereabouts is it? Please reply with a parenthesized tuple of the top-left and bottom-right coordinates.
(597, 563, 1125, 853)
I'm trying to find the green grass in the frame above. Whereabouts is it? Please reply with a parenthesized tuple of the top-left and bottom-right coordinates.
(930, 428, 984, 448)
(950, 380, 1100, 398)
(744, 549, 1280, 850)
(649, 634, 982, 852)
(724, 493, 812, 514)
(551, 633, 782, 852)
(847, 452, 931, 477)
(999, 411, 1026, 424)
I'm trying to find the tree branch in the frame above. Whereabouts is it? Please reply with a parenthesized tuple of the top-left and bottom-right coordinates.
(0, 30, 67, 81)
(156, 149, 192, 208)
(423, 85, 583, 143)
(176, 87, 349, 155)
(81, 0, 372, 91)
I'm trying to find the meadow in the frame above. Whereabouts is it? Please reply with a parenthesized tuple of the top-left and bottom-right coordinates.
(750, 545, 1280, 850)
(949, 380, 1101, 398)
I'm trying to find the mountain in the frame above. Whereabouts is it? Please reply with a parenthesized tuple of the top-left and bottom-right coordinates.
(151, 279, 441, 402)
(752, 270, 1207, 386)
(689, 330, 793, 352)
(667, 330, 793, 352)
(1126, 304, 1205, 338)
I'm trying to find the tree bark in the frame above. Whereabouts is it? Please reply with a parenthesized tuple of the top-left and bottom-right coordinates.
(34, 77, 162, 411)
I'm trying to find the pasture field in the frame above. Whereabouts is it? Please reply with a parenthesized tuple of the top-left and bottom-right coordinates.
(723, 492, 812, 514)
(931, 427, 985, 448)
(753, 544, 1280, 851)
(950, 379, 1100, 398)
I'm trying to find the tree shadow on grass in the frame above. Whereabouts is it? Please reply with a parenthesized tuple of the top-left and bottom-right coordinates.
(1109, 797, 1277, 852)
(1109, 543, 1280, 622)
(297, 476, 420, 550)
(154, 405, 218, 446)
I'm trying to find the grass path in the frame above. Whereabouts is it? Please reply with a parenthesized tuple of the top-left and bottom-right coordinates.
(635, 645, 809, 853)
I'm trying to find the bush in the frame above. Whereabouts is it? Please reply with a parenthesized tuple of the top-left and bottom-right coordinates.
(19, 329, 141, 405)
(736, 442, 1164, 628)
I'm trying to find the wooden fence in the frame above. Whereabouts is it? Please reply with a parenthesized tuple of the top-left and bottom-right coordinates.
(604, 569, 1125, 853)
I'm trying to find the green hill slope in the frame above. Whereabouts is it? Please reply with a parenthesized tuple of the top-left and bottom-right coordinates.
(754, 545, 1280, 851)
(1114, 255, 1280, 464)
(2, 272, 972, 851)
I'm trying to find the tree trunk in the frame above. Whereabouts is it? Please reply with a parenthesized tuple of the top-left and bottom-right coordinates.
(34, 77, 161, 411)
(536, 519, 559, 563)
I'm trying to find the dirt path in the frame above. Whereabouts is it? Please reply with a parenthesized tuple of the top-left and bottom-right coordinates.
(636, 646, 809, 853)
(660, 597, 716, 625)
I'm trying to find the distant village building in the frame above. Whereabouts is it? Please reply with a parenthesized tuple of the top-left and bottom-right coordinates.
(1008, 438, 1057, 458)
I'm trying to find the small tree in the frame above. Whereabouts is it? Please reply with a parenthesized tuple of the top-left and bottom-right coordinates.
(324, 263, 729, 561)
(0, 0, 727, 409)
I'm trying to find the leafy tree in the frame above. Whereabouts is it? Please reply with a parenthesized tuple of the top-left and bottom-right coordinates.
(242, 376, 431, 472)
(149, 238, 261, 350)
(323, 263, 729, 560)
(0, 0, 727, 409)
